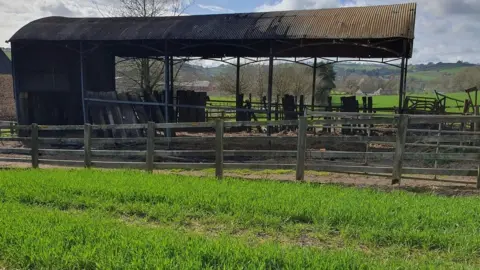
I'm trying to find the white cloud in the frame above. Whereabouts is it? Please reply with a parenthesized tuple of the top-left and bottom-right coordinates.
(253, 0, 480, 64)
(360, 0, 480, 64)
(255, 0, 339, 12)
(1, 0, 104, 47)
(197, 4, 234, 13)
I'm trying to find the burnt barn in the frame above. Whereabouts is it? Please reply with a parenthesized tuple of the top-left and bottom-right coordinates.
(8, 3, 416, 133)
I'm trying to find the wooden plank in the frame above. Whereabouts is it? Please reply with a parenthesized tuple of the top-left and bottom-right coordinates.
(392, 115, 409, 184)
(224, 163, 296, 170)
(155, 122, 215, 129)
(407, 129, 480, 135)
(0, 137, 29, 142)
(91, 124, 147, 130)
(0, 125, 31, 130)
(0, 148, 31, 155)
(408, 135, 480, 143)
(93, 161, 145, 169)
(308, 136, 397, 143)
(409, 116, 480, 124)
(215, 119, 224, 179)
(146, 122, 155, 173)
(154, 163, 214, 170)
(39, 159, 146, 169)
(38, 125, 84, 131)
(84, 124, 92, 168)
(25, 148, 479, 161)
(402, 167, 477, 177)
(39, 159, 84, 167)
(385, 142, 480, 151)
(296, 117, 307, 181)
(39, 138, 84, 144)
(92, 150, 145, 157)
(38, 149, 83, 155)
(311, 118, 395, 125)
(155, 150, 215, 157)
(306, 164, 393, 174)
(31, 124, 39, 169)
(0, 157, 31, 163)
(118, 93, 140, 137)
(309, 112, 395, 118)
(224, 120, 298, 128)
(403, 152, 480, 161)
(127, 92, 149, 124)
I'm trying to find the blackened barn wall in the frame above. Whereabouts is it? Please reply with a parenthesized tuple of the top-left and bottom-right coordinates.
(12, 42, 115, 125)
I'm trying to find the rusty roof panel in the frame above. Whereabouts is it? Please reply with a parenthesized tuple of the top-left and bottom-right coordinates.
(10, 3, 416, 42)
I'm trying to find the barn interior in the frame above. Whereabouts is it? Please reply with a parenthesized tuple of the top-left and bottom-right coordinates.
(8, 3, 416, 135)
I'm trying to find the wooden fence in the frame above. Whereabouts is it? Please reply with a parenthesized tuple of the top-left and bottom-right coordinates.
(0, 113, 480, 187)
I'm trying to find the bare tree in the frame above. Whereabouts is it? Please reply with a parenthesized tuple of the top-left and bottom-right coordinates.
(273, 65, 293, 97)
(97, 0, 194, 93)
(452, 67, 480, 91)
(214, 65, 254, 95)
(289, 66, 311, 97)
(251, 65, 268, 100)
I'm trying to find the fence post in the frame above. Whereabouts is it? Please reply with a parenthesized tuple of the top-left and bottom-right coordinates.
(31, 123, 39, 169)
(215, 118, 224, 179)
(296, 116, 307, 181)
(9, 122, 14, 137)
(392, 115, 409, 184)
(146, 122, 155, 173)
(477, 165, 480, 190)
(84, 124, 92, 168)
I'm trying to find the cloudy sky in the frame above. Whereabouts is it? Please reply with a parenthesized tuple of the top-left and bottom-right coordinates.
(1, 0, 479, 64)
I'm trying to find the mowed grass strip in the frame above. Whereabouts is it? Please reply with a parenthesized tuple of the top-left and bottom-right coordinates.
(0, 169, 479, 269)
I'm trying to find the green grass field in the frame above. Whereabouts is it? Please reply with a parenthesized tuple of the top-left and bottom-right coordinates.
(1, 169, 480, 269)
(330, 91, 477, 113)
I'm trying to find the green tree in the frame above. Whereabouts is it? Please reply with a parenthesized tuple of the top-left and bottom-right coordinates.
(315, 63, 336, 106)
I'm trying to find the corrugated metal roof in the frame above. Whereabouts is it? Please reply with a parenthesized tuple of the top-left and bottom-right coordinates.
(0, 50, 11, 75)
(10, 3, 416, 41)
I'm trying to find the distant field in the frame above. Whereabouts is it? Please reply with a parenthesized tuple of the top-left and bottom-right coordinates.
(408, 67, 469, 81)
(1, 169, 480, 269)
(332, 91, 475, 113)
(210, 91, 477, 114)
(1, 49, 11, 59)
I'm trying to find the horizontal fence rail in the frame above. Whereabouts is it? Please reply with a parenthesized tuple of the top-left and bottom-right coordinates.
(0, 113, 479, 187)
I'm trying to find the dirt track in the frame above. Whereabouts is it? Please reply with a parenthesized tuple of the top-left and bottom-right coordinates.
(0, 160, 477, 197)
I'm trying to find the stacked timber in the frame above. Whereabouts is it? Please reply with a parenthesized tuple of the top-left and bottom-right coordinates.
(86, 91, 171, 138)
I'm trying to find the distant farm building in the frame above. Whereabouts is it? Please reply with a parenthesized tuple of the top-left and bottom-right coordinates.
(177, 81, 214, 92)
(372, 88, 397, 96)
(0, 49, 15, 120)
(355, 89, 365, 96)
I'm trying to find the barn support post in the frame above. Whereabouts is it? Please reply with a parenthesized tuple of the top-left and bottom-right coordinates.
(169, 56, 174, 123)
(398, 40, 408, 114)
(398, 57, 406, 113)
(403, 58, 409, 101)
(311, 57, 317, 117)
(10, 47, 22, 125)
(80, 42, 87, 124)
(235, 57, 241, 121)
(164, 42, 171, 137)
(267, 48, 274, 136)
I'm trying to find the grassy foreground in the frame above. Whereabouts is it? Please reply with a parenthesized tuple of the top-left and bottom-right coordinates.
(1, 169, 480, 269)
